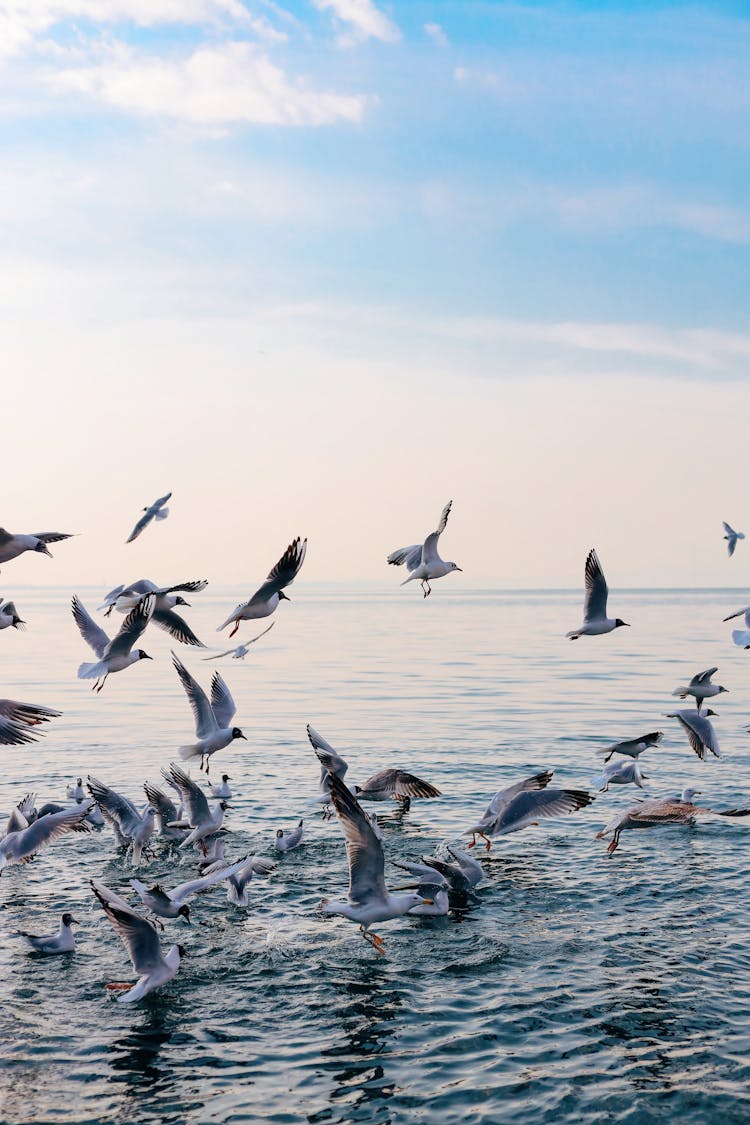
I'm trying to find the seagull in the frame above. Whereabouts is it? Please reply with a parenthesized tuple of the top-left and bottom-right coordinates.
(0, 600, 25, 630)
(0, 802, 91, 872)
(367, 812, 383, 840)
(596, 731, 664, 763)
(319, 773, 433, 953)
(275, 820, 304, 852)
(91, 881, 186, 1003)
(672, 668, 728, 712)
(217, 538, 307, 637)
(723, 606, 750, 648)
(164, 764, 230, 850)
(0, 698, 61, 746)
(566, 549, 629, 639)
(0, 528, 72, 570)
(87, 776, 156, 864)
(131, 858, 254, 922)
(2, 792, 38, 836)
(19, 912, 78, 954)
(596, 794, 750, 855)
(99, 579, 208, 647)
(466, 770, 594, 850)
(209, 775, 232, 799)
(441, 846, 484, 887)
(590, 760, 648, 793)
(126, 492, 172, 544)
(666, 709, 721, 761)
(202, 623, 275, 660)
(143, 783, 187, 842)
(387, 500, 462, 597)
(225, 856, 277, 907)
(73, 594, 154, 692)
(306, 724, 350, 817)
(172, 653, 246, 773)
(354, 769, 441, 809)
(723, 521, 745, 557)
(66, 778, 85, 802)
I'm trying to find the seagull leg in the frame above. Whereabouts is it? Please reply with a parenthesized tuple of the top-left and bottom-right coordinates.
(95, 676, 108, 694)
(229, 620, 239, 638)
(360, 927, 386, 955)
(105, 982, 133, 993)
(607, 831, 621, 856)
(467, 834, 477, 848)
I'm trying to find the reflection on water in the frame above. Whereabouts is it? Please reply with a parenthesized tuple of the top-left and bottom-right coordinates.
(2, 586, 750, 1124)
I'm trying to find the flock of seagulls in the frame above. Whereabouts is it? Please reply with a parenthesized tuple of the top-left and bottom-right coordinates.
(2, 498, 750, 1000)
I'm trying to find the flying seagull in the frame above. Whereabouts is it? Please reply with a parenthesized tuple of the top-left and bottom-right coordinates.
(0, 600, 25, 631)
(0, 699, 61, 746)
(99, 578, 208, 647)
(0, 528, 73, 571)
(202, 623, 275, 660)
(666, 708, 721, 761)
(596, 794, 750, 855)
(465, 770, 594, 850)
(723, 521, 744, 557)
(671, 668, 727, 712)
(566, 549, 629, 639)
(217, 538, 307, 637)
(724, 606, 750, 649)
(126, 492, 172, 544)
(72, 594, 154, 692)
(0, 803, 92, 872)
(172, 653, 246, 773)
(91, 881, 186, 1003)
(596, 731, 663, 763)
(387, 500, 462, 597)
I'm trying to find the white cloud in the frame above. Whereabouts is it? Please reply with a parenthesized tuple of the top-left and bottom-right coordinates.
(424, 22, 447, 47)
(51, 40, 366, 126)
(312, 0, 400, 46)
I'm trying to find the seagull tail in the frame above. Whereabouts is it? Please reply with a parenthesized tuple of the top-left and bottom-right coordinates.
(216, 613, 235, 632)
(178, 744, 202, 761)
(400, 574, 417, 586)
(155, 508, 169, 520)
(78, 660, 106, 680)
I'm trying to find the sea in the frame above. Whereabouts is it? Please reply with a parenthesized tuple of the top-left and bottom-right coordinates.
(2, 584, 750, 1124)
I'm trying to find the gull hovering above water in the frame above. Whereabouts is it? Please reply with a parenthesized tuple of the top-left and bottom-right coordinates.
(723, 521, 744, 557)
(567, 549, 629, 639)
(172, 653, 246, 773)
(164, 764, 231, 850)
(126, 492, 172, 544)
(465, 770, 594, 850)
(596, 793, 750, 855)
(91, 881, 186, 1003)
(99, 578, 208, 647)
(666, 709, 721, 760)
(131, 858, 254, 922)
(217, 538, 307, 637)
(387, 500, 462, 597)
(73, 594, 155, 692)
(87, 776, 156, 865)
(320, 773, 433, 953)
(672, 668, 727, 712)
(596, 731, 663, 763)
(590, 760, 648, 793)
(0, 802, 92, 872)
(0, 600, 25, 630)
(0, 528, 72, 571)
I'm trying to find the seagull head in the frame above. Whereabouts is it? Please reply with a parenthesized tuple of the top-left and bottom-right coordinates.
(276, 828, 284, 838)
(705, 708, 718, 717)
(222, 774, 231, 782)
(231, 727, 246, 741)
(62, 913, 78, 926)
(278, 591, 290, 602)
(718, 685, 729, 694)
(34, 541, 52, 557)
(137, 649, 153, 661)
(178, 905, 191, 924)
(614, 619, 630, 628)
(175, 596, 190, 607)
(449, 562, 462, 573)
(176, 945, 188, 959)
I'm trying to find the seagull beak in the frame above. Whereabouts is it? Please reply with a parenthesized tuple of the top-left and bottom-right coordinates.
(238, 733, 247, 740)
(41, 545, 53, 558)
(420, 898, 434, 906)
(455, 567, 463, 572)
(69, 917, 80, 924)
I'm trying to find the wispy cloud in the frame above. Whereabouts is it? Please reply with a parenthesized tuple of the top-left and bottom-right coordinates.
(312, 0, 400, 46)
(51, 40, 366, 127)
(424, 22, 448, 47)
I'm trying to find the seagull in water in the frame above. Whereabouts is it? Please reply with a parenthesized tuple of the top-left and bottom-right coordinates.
(172, 653, 246, 773)
(566, 549, 629, 639)
(72, 594, 154, 692)
(465, 770, 594, 850)
(126, 492, 172, 544)
(0, 600, 25, 630)
(666, 709, 721, 761)
(596, 792, 750, 855)
(164, 764, 231, 851)
(0, 698, 60, 746)
(131, 858, 254, 922)
(217, 538, 307, 638)
(210, 774, 232, 799)
(275, 820, 304, 852)
(0, 528, 72, 571)
(723, 606, 750, 648)
(99, 578, 208, 647)
(19, 912, 78, 954)
(319, 773, 433, 954)
(387, 500, 462, 597)
(723, 521, 745, 557)
(596, 731, 663, 763)
(91, 881, 186, 1003)
(202, 623, 275, 660)
(672, 668, 728, 712)
(0, 803, 92, 872)
(225, 856, 276, 907)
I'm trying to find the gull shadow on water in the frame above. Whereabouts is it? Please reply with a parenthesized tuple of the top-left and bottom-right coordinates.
(307, 963, 405, 1125)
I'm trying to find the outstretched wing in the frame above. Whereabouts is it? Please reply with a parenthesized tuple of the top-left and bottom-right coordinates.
(358, 768, 441, 799)
(153, 608, 204, 648)
(422, 500, 452, 565)
(106, 595, 155, 659)
(582, 549, 608, 623)
(487, 788, 593, 836)
(483, 770, 554, 819)
(4, 803, 91, 862)
(72, 596, 110, 657)
(126, 511, 154, 544)
(690, 667, 717, 686)
(210, 673, 236, 727)
(91, 882, 163, 974)
(172, 654, 218, 737)
(328, 773, 387, 906)
(164, 763, 210, 827)
(253, 537, 307, 601)
(307, 724, 349, 783)
(386, 543, 423, 570)
(33, 532, 73, 545)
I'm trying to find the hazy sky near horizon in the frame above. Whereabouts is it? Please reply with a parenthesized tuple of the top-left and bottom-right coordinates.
(2, 0, 750, 590)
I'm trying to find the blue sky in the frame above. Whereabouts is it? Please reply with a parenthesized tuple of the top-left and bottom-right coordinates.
(2, 1, 749, 587)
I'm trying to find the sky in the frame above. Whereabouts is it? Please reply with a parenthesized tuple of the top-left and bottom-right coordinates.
(1, 0, 750, 589)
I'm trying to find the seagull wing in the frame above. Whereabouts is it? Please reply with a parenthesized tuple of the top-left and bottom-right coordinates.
(153, 608, 204, 648)
(162, 579, 209, 596)
(170, 858, 251, 903)
(126, 511, 154, 544)
(165, 764, 210, 827)
(690, 667, 717, 686)
(92, 883, 164, 974)
(33, 532, 73, 545)
(483, 770, 555, 818)
(582, 549, 609, 623)
(152, 492, 172, 510)
(386, 543, 423, 570)
(673, 712, 721, 760)
(307, 724, 349, 782)
(421, 500, 452, 565)
(105, 594, 155, 659)
(723, 606, 750, 623)
(251, 537, 307, 602)
(210, 672, 236, 727)
(72, 596, 110, 657)
(487, 789, 593, 836)
(143, 783, 179, 828)
(172, 654, 218, 737)
(3, 803, 91, 862)
(87, 777, 142, 836)
(98, 584, 125, 610)
(358, 769, 441, 799)
(328, 773, 387, 906)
